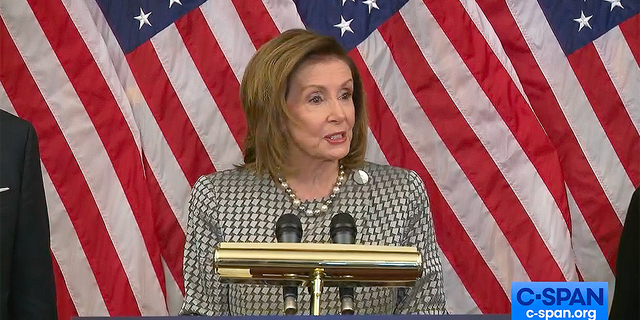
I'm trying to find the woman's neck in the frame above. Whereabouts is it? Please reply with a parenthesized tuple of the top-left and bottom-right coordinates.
(282, 161, 340, 201)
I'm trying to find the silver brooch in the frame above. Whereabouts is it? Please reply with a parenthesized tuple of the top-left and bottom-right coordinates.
(353, 169, 369, 185)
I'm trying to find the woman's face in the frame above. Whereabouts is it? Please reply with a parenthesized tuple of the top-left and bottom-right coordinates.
(285, 57, 356, 167)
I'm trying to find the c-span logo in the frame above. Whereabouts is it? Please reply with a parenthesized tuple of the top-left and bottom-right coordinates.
(511, 282, 607, 320)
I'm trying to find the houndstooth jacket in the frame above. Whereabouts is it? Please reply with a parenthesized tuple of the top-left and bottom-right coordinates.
(180, 162, 446, 316)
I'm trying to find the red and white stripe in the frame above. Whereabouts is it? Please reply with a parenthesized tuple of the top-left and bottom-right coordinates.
(506, 0, 637, 267)
(1, 0, 637, 318)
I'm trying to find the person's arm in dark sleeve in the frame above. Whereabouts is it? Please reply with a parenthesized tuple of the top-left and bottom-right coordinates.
(10, 123, 57, 320)
(609, 186, 639, 320)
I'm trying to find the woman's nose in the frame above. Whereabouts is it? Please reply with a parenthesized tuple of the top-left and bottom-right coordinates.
(328, 98, 347, 122)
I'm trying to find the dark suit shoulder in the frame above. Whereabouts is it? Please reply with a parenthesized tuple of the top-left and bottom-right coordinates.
(0, 109, 32, 136)
(0, 110, 33, 156)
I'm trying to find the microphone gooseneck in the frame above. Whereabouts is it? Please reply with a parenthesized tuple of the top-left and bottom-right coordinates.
(330, 213, 357, 315)
(276, 214, 303, 315)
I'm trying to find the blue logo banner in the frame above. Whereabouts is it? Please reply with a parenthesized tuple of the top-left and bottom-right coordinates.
(511, 282, 608, 320)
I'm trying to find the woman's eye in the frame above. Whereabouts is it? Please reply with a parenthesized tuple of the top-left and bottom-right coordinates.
(339, 92, 352, 100)
(309, 95, 323, 104)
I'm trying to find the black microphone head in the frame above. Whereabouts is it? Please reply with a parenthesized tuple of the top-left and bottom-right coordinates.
(330, 212, 356, 244)
(276, 213, 302, 243)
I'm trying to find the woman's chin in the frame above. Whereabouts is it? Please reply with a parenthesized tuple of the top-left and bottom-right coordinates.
(329, 150, 350, 162)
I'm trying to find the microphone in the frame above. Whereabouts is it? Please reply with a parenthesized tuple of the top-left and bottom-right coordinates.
(276, 214, 303, 315)
(330, 213, 357, 315)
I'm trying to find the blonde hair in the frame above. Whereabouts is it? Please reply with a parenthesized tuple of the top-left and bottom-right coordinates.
(240, 29, 367, 177)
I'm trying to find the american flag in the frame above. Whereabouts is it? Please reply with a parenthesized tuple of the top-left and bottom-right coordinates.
(0, 0, 638, 318)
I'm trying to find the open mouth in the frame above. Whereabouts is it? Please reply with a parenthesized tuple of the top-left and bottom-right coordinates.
(327, 133, 344, 139)
(325, 132, 347, 143)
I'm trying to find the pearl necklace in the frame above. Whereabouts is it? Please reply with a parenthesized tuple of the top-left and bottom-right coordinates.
(278, 165, 346, 215)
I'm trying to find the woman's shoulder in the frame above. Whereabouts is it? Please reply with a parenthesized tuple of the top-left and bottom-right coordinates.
(359, 163, 430, 210)
(360, 161, 421, 183)
(361, 161, 404, 172)
(358, 162, 426, 197)
(194, 167, 262, 190)
(202, 166, 252, 179)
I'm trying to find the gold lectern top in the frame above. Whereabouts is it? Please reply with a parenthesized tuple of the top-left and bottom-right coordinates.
(214, 242, 422, 287)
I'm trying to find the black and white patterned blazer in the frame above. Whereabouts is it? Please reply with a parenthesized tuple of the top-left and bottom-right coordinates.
(180, 162, 446, 315)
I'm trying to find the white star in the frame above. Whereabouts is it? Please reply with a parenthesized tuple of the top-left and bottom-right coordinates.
(169, 0, 182, 8)
(604, 0, 624, 11)
(134, 8, 152, 30)
(333, 16, 354, 37)
(363, 0, 380, 14)
(341, 0, 355, 5)
(573, 11, 593, 32)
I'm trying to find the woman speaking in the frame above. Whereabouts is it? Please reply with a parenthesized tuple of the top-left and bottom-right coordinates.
(180, 29, 446, 316)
